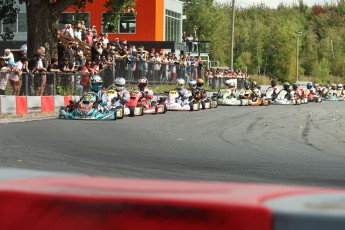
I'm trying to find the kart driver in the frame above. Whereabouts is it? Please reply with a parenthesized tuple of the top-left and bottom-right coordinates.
(88, 75, 107, 106)
(175, 78, 190, 104)
(266, 79, 280, 100)
(137, 77, 153, 102)
(112, 77, 130, 107)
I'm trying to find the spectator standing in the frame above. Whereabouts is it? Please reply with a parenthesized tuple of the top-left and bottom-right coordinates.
(85, 29, 94, 45)
(57, 39, 66, 64)
(0, 63, 10, 95)
(19, 56, 31, 96)
(46, 57, 60, 95)
(1, 49, 15, 63)
(186, 34, 193, 52)
(8, 60, 22, 95)
(80, 59, 97, 92)
(91, 25, 97, 39)
(33, 52, 47, 96)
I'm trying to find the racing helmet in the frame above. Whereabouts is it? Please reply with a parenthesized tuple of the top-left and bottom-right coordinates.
(188, 79, 197, 89)
(307, 82, 313, 89)
(250, 81, 257, 89)
(283, 82, 290, 91)
(196, 78, 204, 88)
(337, 84, 343, 90)
(325, 84, 331, 89)
(138, 78, 148, 90)
(331, 84, 337, 90)
(292, 83, 298, 90)
(90, 75, 103, 91)
(271, 79, 277, 87)
(224, 79, 231, 88)
(244, 80, 250, 90)
(313, 83, 319, 88)
(176, 78, 185, 90)
(115, 77, 126, 91)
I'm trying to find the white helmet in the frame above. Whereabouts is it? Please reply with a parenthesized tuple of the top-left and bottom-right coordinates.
(224, 79, 234, 88)
(188, 79, 197, 89)
(176, 78, 185, 90)
(90, 75, 103, 91)
(115, 77, 126, 91)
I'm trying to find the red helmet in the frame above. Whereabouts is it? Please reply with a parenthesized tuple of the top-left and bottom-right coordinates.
(138, 78, 148, 89)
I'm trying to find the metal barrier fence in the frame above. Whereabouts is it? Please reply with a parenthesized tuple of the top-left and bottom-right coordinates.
(1, 60, 247, 96)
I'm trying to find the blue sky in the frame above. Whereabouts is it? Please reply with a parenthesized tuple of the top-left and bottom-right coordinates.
(215, 0, 336, 8)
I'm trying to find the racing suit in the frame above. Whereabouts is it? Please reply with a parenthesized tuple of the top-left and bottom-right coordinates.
(266, 86, 280, 101)
(176, 87, 190, 105)
(112, 88, 130, 107)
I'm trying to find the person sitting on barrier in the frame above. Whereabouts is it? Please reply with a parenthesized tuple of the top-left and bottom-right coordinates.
(136, 77, 154, 104)
(111, 77, 130, 107)
(175, 78, 190, 104)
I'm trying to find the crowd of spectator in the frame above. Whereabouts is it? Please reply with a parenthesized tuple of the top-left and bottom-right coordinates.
(0, 22, 248, 96)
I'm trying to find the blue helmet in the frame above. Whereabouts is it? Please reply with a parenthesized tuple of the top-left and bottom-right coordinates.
(307, 82, 312, 89)
(90, 75, 103, 91)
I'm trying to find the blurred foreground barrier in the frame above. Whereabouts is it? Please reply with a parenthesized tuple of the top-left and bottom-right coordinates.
(0, 168, 345, 230)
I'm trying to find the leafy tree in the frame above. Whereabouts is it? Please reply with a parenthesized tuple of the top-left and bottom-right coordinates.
(0, 0, 134, 60)
(0, 0, 19, 41)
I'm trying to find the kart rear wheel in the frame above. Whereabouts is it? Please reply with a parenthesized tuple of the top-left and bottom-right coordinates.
(116, 106, 124, 119)
(137, 105, 144, 116)
(189, 102, 194, 111)
(162, 104, 167, 114)
(212, 100, 218, 108)
(201, 101, 206, 110)
(129, 106, 135, 117)
(59, 106, 66, 119)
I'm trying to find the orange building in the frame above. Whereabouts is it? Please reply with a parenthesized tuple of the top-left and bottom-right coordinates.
(63, 0, 184, 43)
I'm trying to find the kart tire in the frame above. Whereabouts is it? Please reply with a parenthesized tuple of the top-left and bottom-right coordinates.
(116, 106, 124, 119)
(201, 101, 206, 110)
(213, 100, 218, 108)
(137, 105, 144, 116)
(59, 107, 66, 119)
(189, 102, 194, 111)
(162, 103, 167, 114)
(151, 101, 157, 106)
(129, 106, 135, 117)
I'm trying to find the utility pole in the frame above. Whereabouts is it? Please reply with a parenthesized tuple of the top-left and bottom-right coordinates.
(296, 30, 302, 82)
(230, 0, 235, 71)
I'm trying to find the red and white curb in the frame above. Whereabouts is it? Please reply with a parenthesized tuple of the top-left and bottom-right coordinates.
(0, 95, 80, 115)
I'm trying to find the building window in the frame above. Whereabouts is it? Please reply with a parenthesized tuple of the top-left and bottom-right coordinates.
(165, 10, 181, 42)
(18, 13, 27, 32)
(119, 13, 136, 34)
(59, 12, 90, 30)
(102, 12, 136, 34)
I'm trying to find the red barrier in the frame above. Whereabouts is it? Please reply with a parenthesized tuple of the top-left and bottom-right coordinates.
(1, 177, 343, 230)
(41, 96, 55, 113)
(64, 96, 72, 106)
(15, 96, 28, 115)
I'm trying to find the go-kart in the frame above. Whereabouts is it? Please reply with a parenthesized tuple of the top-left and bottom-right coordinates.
(303, 89, 322, 103)
(126, 90, 167, 116)
(217, 89, 242, 106)
(162, 90, 200, 111)
(239, 89, 269, 106)
(266, 89, 301, 105)
(322, 89, 345, 101)
(59, 91, 123, 120)
(191, 89, 218, 109)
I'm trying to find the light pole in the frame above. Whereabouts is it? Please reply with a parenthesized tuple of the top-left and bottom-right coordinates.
(296, 30, 302, 82)
(230, 0, 235, 71)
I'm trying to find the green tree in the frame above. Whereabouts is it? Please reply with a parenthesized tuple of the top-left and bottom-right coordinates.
(0, 0, 19, 41)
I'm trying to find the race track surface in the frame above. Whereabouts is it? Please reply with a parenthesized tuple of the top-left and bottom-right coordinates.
(1, 102, 345, 188)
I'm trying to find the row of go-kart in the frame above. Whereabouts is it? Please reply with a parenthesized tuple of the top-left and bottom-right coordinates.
(217, 88, 270, 106)
(59, 88, 218, 120)
(217, 87, 326, 106)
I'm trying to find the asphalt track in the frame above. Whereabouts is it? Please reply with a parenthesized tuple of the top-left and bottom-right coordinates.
(0, 102, 345, 188)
